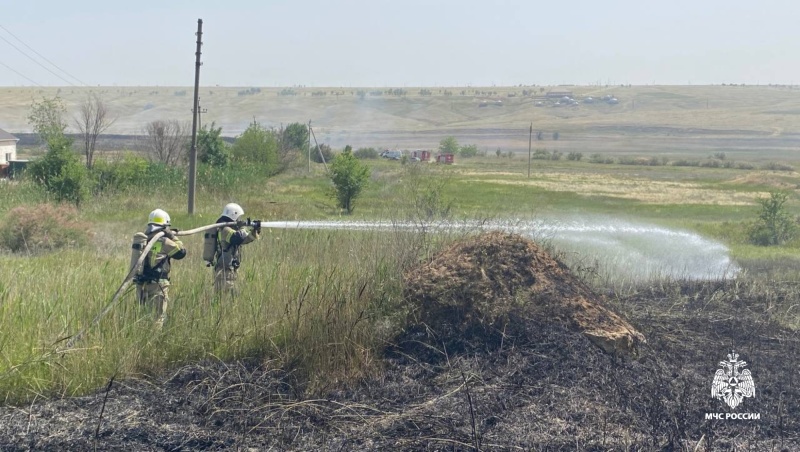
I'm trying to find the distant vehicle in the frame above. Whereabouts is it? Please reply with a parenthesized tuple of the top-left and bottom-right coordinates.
(383, 150, 403, 160)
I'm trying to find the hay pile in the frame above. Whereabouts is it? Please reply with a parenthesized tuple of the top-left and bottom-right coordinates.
(404, 231, 645, 357)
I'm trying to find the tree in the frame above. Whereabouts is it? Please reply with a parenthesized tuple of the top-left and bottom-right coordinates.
(329, 147, 370, 214)
(310, 143, 334, 164)
(27, 97, 88, 206)
(439, 136, 459, 154)
(197, 122, 229, 167)
(553, 131, 560, 140)
(748, 191, 797, 246)
(281, 122, 309, 152)
(460, 144, 479, 158)
(231, 122, 280, 172)
(27, 137, 88, 206)
(29, 96, 70, 150)
(143, 120, 189, 166)
(74, 93, 115, 169)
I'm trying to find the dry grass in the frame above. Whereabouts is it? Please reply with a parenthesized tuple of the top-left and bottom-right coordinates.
(5, 85, 800, 160)
(473, 174, 770, 205)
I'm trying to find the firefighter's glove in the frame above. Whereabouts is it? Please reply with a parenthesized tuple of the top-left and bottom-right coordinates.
(254, 221, 262, 234)
(165, 229, 178, 240)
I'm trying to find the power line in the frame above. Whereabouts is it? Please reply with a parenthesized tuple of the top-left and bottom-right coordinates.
(0, 60, 42, 86)
(0, 24, 88, 86)
(0, 28, 78, 86)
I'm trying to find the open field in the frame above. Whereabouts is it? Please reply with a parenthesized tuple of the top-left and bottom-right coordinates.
(3, 84, 800, 161)
(1, 85, 800, 449)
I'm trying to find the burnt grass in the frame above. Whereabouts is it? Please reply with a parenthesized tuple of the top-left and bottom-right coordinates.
(0, 229, 796, 451)
(0, 280, 796, 451)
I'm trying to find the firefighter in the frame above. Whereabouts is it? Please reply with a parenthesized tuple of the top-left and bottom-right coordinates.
(213, 202, 260, 297)
(132, 208, 186, 326)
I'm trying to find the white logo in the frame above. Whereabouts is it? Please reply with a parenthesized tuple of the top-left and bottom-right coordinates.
(711, 351, 755, 409)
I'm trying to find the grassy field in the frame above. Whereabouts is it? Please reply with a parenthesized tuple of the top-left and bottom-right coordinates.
(2, 83, 800, 408)
(2, 149, 800, 405)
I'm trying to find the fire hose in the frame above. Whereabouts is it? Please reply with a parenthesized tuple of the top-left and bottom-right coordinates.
(60, 221, 239, 352)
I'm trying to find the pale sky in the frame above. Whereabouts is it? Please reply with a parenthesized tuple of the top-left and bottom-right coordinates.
(1, 0, 797, 87)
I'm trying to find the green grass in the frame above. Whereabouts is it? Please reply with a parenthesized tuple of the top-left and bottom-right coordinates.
(3, 149, 800, 404)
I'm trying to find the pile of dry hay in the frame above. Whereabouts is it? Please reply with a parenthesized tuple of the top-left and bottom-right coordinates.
(404, 231, 645, 358)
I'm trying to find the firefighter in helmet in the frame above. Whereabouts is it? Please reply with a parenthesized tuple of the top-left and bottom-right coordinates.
(131, 208, 186, 326)
(213, 202, 260, 296)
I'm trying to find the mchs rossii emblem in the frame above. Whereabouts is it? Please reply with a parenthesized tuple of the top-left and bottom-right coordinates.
(711, 350, 755, 409)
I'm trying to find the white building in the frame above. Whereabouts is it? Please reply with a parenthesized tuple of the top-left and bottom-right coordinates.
(0, 128, 18, 165)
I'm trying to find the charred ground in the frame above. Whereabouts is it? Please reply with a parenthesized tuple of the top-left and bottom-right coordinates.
(0, 233, 797, 451)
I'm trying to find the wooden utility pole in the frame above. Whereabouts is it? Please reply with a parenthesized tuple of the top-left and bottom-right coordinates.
(527, 123, 532, 178)
(308, 120, 312, 172)
(188, 18, 203, 215)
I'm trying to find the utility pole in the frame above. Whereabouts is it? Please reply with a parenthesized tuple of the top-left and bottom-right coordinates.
(196, 98, 208, 130)
(188, 18, 203, 215)
(527, 123, 532, 178)
(308, 120, 312, 172)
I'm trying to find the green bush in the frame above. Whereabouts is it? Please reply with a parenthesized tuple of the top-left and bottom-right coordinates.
(761, 162, 795, 172)
(0, 204, 90, 253)
(90, 154, 150, 193)
(329, 148, 370, 214)
(26, 139, 89, 206)
(532, 149, 551, 160)
(459, 144, 479, 158)
(231, 123, 280, 174)
(197, 122, 230, 168)
(588, 153, 614, 164)
(310, 143, 335, 164)
(567, 152, 583, 161)
(353, 147, 379, 159)
(671, 159, 700, 167)
(748, 192, 797, 246)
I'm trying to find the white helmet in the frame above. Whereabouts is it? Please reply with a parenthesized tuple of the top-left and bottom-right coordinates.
(222, 203, 244, 221)
(148, 208, 171, 226)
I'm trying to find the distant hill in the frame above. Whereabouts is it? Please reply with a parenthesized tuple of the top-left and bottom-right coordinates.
(2, 85, 800, 156)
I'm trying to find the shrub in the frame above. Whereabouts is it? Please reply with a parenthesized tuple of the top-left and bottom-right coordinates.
(26, 140, 89, 206)
(748, 192, 797, 246)
(90, 154, 151, 194)
(459, 144, 479, 158)
(231, 122, 279, 171)
(197, 122, 229, 168)
(567, 152, 583, 161)
(761, 162, 795, 172)
(532, 149, 550, 160)
(329, 147, 370, 214)
(353, 147, 379, 159)
(310, 143, 335, 164)
(699, 159, 721, 168)
(588, 153, 614, 164)
(671, 159, 700, 167)
(0, 204, 90, 253)
(736, 162, 756, 170)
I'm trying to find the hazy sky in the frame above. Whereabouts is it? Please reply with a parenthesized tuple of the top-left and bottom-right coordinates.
(1, 0, 797, 87)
